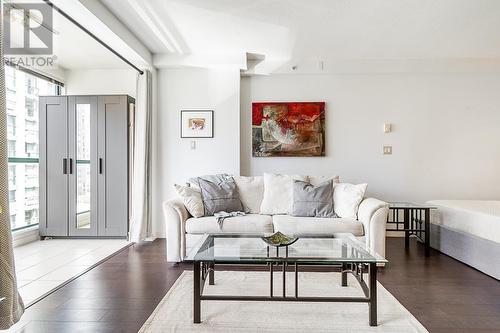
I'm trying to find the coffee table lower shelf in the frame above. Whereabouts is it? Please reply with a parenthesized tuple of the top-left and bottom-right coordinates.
(193, 261, 379, 326)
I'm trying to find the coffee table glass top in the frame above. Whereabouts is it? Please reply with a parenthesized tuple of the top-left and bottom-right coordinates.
(389, 202, 437, 209)
(185, 233, 387, 264)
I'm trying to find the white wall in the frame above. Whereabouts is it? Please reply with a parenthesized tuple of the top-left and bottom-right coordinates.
(65, 68, 137, 97)
(241, 74, 500, 203)
(152, 67, 240, 237)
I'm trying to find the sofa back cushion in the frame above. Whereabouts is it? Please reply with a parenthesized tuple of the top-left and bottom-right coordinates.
(233, 176, 264, 214)
(333, 183, 368, 219)
(291, 180, 335, 217)
(197, 177, 244, 215)
(260, 173, 308, 215)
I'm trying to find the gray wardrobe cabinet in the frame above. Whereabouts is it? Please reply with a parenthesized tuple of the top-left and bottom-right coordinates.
(39, 95, 134, 238)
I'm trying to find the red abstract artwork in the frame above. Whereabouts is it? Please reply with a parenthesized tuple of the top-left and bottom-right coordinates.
(252, 102, 325, 157)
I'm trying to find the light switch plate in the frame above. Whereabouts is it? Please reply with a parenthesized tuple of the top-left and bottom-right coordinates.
(190, 140, 196, 150)
(383, 123, 392, 133)
(383, 146, 392, 155)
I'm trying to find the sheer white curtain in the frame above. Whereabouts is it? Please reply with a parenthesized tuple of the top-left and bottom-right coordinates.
(0, 19, 25, 329)
(129, 69, 153, 242)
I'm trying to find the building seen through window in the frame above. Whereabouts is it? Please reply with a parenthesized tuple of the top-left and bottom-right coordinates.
(6, 65, 62, 230)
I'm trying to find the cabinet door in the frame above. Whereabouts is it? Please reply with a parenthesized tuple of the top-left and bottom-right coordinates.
(39, 96, 68, 236)
(97, 96, 129, 237)
(68, 96, 98, 236)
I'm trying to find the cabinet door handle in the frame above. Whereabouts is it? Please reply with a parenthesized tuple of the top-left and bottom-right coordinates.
(99, 158, 103, 174)
(69, 158, 73, 174)
(63, 158, 67, 174)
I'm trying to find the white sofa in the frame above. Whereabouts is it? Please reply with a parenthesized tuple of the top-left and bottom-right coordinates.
(163, 176, 389, 262)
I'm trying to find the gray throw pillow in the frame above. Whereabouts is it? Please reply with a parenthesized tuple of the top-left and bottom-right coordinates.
(196, 177, 244, 216)
(291, 180, 335, 218)
(188, 174, 231, 188)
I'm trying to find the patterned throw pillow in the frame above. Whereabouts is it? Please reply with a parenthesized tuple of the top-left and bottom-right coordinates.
(291, 180, 335, 217)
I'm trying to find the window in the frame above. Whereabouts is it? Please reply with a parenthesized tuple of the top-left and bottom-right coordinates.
(6, 65, 62, 231)
(8, 165, 16, 187)
(8, 140, 16, 156)
(25, 165, 38, 188)
(25, 98, 35, 118)
(25, 119, 36, 130)
(24, 209, 38, 226)
(7, 115, 16, 137)
(26, 76, 36, 95)
(25, 187, 38, 207)
(25, 143, 38, 157)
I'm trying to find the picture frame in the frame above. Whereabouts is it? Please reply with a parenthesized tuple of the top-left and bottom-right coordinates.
(252, 102, 325, 157)
(180, 110, 214, 138)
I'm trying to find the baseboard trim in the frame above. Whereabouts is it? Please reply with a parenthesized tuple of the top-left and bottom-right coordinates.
(12, 226, 40, 248)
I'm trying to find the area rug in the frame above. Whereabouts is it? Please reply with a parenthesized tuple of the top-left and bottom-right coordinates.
(139, 271, 428, 333)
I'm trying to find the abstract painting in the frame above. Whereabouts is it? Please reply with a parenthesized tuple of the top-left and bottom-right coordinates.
(181, 110, 214, 138)
(252, 102, 325, 157)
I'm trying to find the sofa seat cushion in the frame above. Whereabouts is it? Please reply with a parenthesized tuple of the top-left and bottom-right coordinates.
(272, 215, 364, 237)
(185, 214, 274, 234)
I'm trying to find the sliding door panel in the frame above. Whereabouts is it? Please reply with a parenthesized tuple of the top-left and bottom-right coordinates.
(39, 96, 68, 236)
(68, 96, 98, 236)
(98, 96, 128, 237)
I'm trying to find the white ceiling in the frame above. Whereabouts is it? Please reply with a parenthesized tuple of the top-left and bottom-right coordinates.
(51, 12, 130, 70)
(8, 5, 130, 71)
(99, 0, 500, 72)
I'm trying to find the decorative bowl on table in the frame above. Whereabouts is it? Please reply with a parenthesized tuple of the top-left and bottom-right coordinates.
(261, 231, 298, 247)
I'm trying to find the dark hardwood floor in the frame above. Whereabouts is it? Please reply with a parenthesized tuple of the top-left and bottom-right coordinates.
(380, 239, 500, 333)
(12, 238, 500, 333)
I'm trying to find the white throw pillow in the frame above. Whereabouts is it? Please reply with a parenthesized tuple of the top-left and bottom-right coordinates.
(333, 183, 368, 219)
(308, 175, 340, 186)
(233, 176, 264, 214)
(260, 173, 308, 215)
(174, 184, 204, 218)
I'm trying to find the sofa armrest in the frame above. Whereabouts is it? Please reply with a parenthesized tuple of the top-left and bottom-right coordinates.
(163, 199, 190, 262)
(358, 198, 389, 258)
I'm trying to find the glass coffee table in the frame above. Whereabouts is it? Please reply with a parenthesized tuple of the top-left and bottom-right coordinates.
(185, 233, 388, 326)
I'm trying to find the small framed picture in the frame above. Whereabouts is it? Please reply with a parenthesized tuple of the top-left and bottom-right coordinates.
(180, 110, 214, 138)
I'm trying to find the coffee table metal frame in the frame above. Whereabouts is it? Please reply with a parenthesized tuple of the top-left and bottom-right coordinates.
(186, 234, 387, 327)
(387, 202, 437, 256)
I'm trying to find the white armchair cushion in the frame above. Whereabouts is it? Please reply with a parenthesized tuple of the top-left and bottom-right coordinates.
(333, 183, 368, 219)
(260, 173, 307, 215)
(234, 176, 264, 214)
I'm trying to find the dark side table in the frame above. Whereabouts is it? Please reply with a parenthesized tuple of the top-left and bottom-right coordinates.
(387, 202, 437, 256)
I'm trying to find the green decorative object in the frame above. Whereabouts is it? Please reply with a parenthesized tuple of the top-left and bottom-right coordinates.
(261, 231, 298, 247)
